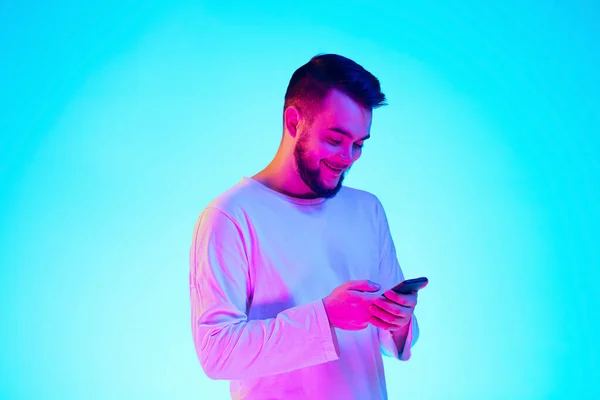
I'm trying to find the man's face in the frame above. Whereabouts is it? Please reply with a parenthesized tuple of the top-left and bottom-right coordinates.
(293, 89, 372, 198)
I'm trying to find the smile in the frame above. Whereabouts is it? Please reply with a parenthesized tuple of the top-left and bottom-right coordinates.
(323, 161, 343, 173)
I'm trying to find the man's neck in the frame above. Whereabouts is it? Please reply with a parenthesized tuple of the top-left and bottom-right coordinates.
(252, 161, 316, 199)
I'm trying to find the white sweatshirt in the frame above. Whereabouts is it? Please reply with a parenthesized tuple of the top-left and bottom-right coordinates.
(190, 177, 418, 399)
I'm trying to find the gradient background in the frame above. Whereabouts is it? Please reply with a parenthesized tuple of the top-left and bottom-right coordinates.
(1, 1, 599, 398)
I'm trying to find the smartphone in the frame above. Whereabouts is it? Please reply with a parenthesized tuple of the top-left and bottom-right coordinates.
(390, 277, 428, 294)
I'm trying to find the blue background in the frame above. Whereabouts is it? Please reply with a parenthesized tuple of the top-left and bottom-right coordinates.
(1, 1, 598, 398)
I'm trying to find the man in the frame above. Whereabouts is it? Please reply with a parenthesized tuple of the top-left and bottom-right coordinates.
(190, 54, 421, 399)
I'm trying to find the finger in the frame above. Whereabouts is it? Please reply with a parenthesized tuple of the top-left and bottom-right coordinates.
(369, 315, 400, 331)
(370, 303, 410, 325)
(384, 290, 418, 303)
(373, 297, 408, 316)
(383, 290, 418, 307)
(346, 280, 381, 292)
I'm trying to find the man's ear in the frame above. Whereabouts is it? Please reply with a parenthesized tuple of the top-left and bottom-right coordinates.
(284, 106, 301, 138)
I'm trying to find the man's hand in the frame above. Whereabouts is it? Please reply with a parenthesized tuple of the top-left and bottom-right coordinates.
(368, 289, 418, 332)
(322, 280, 382, 331)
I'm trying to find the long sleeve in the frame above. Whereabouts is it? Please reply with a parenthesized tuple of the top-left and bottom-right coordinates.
(189, 207, 340, 381)
(375, 199, 420, 361)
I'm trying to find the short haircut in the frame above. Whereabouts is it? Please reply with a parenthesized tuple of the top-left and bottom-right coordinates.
(283, 54, 387, 125)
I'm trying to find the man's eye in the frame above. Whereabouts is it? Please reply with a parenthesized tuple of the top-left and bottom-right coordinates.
(354, 142, 364, 149)
(328, 138, 342, 145)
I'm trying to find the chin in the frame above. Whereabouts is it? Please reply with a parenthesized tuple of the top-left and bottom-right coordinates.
(319, 176, 340, 189)
(316, 177, 344, 198)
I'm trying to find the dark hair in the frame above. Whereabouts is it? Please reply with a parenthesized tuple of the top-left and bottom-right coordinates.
(283, 54, 387, 124)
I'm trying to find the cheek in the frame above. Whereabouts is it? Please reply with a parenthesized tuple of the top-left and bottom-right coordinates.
(315, 147, 338, 162)
(308, 150, 329, 169)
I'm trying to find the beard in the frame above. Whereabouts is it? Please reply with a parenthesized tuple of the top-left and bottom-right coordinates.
(293, 131, 347, 199)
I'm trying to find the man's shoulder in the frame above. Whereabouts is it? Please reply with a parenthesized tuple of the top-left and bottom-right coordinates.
(338, 184, 382, 206)
(204, 179, 257, 217)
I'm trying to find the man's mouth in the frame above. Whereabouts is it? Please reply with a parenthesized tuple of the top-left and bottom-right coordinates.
(322, 160, 344, 173)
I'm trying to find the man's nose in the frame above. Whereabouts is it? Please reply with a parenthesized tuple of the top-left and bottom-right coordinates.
(339, 146, 355, 162)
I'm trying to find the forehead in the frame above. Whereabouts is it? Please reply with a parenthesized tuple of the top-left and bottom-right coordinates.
(313, 89, 372, 136)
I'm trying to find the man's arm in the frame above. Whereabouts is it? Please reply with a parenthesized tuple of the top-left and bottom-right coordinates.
(190, 207, 340, 380)
(374, 198, 420, 361)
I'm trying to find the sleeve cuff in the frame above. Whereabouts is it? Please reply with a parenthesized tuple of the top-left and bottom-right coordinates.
(398, 315, 415, 360)
(379, 314, 418, 361)
(314, 299, 341, 360)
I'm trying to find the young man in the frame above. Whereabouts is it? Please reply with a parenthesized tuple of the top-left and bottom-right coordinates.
(190, 54, 420, 399)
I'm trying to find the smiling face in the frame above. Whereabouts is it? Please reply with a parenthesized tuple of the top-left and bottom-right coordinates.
(293, 89, 372, 198)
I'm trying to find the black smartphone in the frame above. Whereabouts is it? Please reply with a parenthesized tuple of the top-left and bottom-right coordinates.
(390, 277, 429, 294)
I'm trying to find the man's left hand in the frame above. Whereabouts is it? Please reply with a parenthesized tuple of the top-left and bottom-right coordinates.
(368, 289, 417, 331)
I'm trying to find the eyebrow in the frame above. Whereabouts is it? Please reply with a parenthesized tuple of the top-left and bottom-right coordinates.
(328, 127, 370, 141)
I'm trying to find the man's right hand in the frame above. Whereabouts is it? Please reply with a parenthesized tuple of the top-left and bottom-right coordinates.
(322, 280, 381, 331)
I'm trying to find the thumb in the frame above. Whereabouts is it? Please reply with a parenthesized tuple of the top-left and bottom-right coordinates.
(346, 280, 381, 292)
